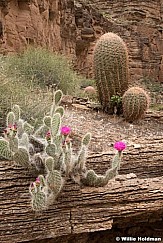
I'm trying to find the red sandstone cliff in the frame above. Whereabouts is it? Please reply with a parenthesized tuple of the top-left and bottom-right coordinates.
(0, 0, 162, 82)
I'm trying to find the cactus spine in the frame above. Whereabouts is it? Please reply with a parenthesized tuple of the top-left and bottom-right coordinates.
(122, 87, 150, 122)
(93, 32, 129, 112)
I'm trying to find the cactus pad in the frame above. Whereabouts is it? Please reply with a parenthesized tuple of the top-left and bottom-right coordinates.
(82, 133, 91, 146)
(46, 170, 63, 196)
(54, 90, 63, 106)
(45, 143, 56, 157)
(51, 113, 61, 137)
(29, 182, 47, 211)
(43, 116, 52, 128)
(45, 157, 55, 172)
(0, 139, 12, 160)
(55, 106, 64, 117)
(82, 170, 106, 187)
(13, 147, 30, 168)
(12, 105, 20, 122)
(9, 137, 18, 153)
(23, 122, 34, 135)
(6, 112, 15, 127)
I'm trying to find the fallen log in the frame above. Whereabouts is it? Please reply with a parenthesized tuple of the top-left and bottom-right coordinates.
(0, 158, 163, 243)
(87, 135, 163, 178)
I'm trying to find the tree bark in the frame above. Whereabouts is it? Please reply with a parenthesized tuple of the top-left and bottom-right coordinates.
(0, 155, 163, 243)
(87, 135, 163, 178)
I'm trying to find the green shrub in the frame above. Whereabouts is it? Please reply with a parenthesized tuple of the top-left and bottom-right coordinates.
(5, 47, 81, 95)
(0, 65, 52, 133)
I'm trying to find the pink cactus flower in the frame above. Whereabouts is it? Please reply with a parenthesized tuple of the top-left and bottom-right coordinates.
(31, 182, 34, 187)
(45, 130, 51, 142)
(35, 177, 40, 183)
(61, 126, 71, 136)
(3, 123, 17, 137)
(114, 141, 126, 151)
(13, 124, 17, 130)
(46, 131, 51, 137)
(3, 128, 7, 134)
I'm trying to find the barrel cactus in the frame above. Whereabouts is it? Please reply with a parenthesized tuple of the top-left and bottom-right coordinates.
(93, 32, 129, 113)
(122, 87, 150, 122)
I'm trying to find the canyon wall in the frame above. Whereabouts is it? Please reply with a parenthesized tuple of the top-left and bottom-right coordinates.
(0, 0, 162, 82)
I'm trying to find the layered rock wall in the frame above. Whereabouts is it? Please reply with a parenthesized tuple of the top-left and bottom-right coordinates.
(0, 0, 162, 82)
(88, 0, 163, 82)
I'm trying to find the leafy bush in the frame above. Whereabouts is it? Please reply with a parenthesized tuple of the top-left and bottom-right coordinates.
(5, 47, 81, 94)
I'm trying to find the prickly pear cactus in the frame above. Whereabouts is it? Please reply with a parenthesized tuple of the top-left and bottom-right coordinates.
(93, 32, 129, 113)
(81, 170, 106, 187)
(13, 147, 30, 168)
(0, 88, 128, 212)
(45, 157, 63, 197)
(0, 139, 12, 160)
(122, 87, 150, 122)
(29, 176, 48, 211)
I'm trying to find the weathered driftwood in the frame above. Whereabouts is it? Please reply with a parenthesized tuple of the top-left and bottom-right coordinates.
(87, 136, 163, 178)
(0, 156, 163, 243)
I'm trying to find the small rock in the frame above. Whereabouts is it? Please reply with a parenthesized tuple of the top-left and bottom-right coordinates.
(133, 144, 141, 149)
(83, 86, 96, 94)
(115, 175, 127, 181)
(126, 173, 137, 179)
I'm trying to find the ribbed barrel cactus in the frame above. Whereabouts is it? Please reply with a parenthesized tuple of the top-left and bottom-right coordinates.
(122, 87, 150, 122)
(93, 32, 129, 113)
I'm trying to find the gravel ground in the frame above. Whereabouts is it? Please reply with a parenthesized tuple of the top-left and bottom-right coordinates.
(62, 104, 163, 154)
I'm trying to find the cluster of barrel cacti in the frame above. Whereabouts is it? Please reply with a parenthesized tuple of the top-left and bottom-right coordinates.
(0, 90, 126, 211)
(93, 32, 150, 121)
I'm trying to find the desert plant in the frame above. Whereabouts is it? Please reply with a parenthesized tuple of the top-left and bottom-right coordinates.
(110, 94, 122, 115)
(0, 68, 53, 134)
(122, 86, 150, 122)
(93, 32, 129, 113)
(5, 47, 81, 95)
(0, 90, 126, 211)
(29, 175, 48, 211)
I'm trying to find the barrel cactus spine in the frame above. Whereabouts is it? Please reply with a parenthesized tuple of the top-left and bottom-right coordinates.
(93, 32, 129, 113)
(122, 87, 150, 122)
